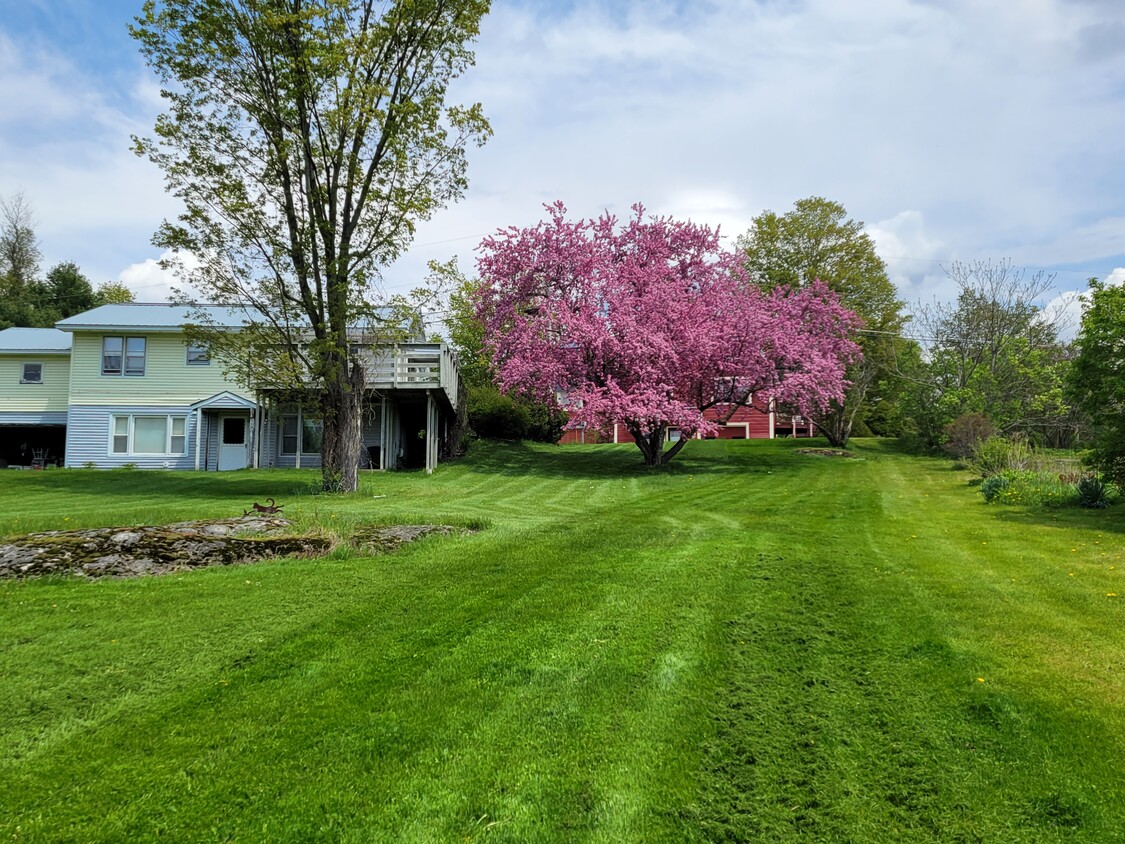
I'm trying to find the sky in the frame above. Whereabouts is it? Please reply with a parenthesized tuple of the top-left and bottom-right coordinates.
(2, 0, 1124, 336)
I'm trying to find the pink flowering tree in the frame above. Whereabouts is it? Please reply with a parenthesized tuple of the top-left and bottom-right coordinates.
(476, 203, 862, 465)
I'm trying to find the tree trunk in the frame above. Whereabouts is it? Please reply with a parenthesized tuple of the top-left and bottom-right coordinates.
(815, 401, 854, 447)
(629, 424, 689, 466)
(320, 354, 366, 492)
(813, 358, 878, 447)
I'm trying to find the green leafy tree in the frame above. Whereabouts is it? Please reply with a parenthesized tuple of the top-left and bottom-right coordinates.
(131, 0, 490, 492)
(1067, 278, 1125, 484)
(443, 263, 566, 443)
(0, 193, 41, 291)
(738, 196, 906, 445)
(45, 261, 96, 319)
(903, 260, 1078, 450)
(445, 270, 491, 391)
(94, 281, 137, 305)
(0, 192, 45, 329)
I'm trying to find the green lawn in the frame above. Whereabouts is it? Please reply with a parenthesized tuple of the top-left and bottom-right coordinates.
(1, 439, 1123, 842)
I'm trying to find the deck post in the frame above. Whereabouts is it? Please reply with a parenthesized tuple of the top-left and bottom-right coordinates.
(295, 404, 302, 470)
(379, 398, 387, 470)
(194, 407, 203, 470)
(426, 390, 437, 474)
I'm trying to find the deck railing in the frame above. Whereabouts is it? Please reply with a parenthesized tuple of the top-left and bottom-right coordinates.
(357, 343, 460, 408)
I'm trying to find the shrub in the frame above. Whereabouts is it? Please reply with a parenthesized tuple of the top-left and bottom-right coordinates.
(467, 385, 568, 443)
(524, 400, 568, 444)
(971, 435, 1035, 477)
(980, 474, 1011, 502)
(1076, 475, 1111, 509)
(944, 413, 995, 459)
(467, 385, 531, 440)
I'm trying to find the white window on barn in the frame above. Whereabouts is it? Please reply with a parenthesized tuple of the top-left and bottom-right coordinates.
(20, 362, 42, 384)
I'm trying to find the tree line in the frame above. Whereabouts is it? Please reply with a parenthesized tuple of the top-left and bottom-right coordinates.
(0, 193, 134, 329)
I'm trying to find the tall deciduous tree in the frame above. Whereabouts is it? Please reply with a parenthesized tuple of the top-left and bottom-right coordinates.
(0, 192, 46, 329)
(1067, 278, 1125, 484)
(477, 203, 861, 466)
(0, 192, 41, 292)
(737, 196, 907, 446)
(902, 259, 1077, 449)
(131, 0, 490, 491)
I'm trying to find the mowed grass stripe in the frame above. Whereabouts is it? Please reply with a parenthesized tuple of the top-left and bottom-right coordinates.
(2, 439, 1124, 841)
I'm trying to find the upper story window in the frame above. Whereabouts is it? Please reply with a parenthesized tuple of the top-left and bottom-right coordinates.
(20, 362, 42, 384)
(103, 336, 146, 376)
(186, 342, 210, 366)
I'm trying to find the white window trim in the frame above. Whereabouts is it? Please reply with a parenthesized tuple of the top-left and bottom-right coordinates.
(102, 336, 147, 377)
(109, 414, 188, 457)
(20, 361, 43, 384)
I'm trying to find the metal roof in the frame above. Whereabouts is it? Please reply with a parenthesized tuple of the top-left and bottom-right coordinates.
(0, 327, 73, 354)
(55, 303, 255, 332)
(53, 302, 426, 338)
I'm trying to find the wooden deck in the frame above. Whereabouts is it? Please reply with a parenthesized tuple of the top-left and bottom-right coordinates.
(355, 343, 460, 409)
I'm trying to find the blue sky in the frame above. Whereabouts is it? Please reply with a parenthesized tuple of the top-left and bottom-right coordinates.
(2, 0, 1125, 330)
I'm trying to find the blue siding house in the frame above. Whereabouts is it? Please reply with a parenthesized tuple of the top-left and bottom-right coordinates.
(0, 304, 460, 473)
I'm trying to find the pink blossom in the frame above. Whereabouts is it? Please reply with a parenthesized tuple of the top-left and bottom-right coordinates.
(476, 203, 861, 464)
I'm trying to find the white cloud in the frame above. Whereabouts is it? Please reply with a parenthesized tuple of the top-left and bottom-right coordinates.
(0, 30, 177, 284)
(1043, 266, 1125, 340)
(117, 250, 201, 303)
(868, 210, 954, 303)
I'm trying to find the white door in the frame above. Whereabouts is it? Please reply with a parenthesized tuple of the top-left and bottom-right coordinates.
(218, 415, 248, 471)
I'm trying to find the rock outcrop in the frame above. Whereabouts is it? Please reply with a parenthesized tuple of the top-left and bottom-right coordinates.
(0, 517, 332, 579)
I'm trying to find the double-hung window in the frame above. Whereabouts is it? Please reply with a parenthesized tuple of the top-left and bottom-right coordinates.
(110, 415, 187, 456)
(280, 414, 322, 455)
(103, 337, 146, 376)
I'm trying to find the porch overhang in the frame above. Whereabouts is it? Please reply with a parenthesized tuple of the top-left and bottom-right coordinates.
(190, 391, 257, 412)
(190, 392, 258, 471)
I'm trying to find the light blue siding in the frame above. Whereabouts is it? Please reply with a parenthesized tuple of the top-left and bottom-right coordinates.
(65, 404, 201, 469)
(0, 411, 67, 425)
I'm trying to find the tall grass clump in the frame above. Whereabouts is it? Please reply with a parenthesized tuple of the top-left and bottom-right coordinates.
(971, 435, 1115, 507)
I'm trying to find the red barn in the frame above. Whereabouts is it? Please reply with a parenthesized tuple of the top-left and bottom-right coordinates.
(558, 394, 816, 444)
